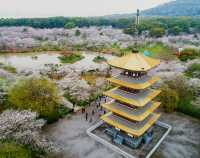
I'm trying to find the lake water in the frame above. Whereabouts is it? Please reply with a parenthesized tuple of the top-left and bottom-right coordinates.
(0, 52, 115, 72)
(0, 52, 61, 72)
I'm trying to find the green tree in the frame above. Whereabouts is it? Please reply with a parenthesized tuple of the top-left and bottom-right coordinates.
(159, 84, 179, 113)
(185, 63, 200, 78)
(149, 27, 166, 37)
(164, 75, 196, 113)
(171, 26, 182, 35)
(8, 77, 60, 122)
(75, 29, 81, 36)
(64, 22, 76, 29)
(123, 26, 137, 36)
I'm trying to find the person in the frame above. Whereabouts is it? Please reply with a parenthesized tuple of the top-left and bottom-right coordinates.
(85, 112, 88, 121)
(92, 110, 95, 115)
(82, 108, 85, 114)
(104, 96, 106, 103)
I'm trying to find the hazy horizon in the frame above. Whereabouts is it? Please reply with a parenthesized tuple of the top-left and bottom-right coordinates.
(0, 0, 171, 18)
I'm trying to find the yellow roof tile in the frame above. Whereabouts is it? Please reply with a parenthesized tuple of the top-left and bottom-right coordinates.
(103, 87, 161, 107)
(107, 76, 160, 90)
(101, 112, 160, 137)
(102, 101, 160, 121)
(108, 53, 160, 71)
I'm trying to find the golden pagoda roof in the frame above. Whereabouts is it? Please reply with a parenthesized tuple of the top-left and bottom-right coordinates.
(103, 87, 161, 107)
(102, 101, 160, 121)
(108, 53, 160, 71)
(101, 112, 160, 137)
(107, 75, 160, 90)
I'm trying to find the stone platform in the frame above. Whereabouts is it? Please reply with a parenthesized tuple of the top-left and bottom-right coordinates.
(87, 121, 171, 158)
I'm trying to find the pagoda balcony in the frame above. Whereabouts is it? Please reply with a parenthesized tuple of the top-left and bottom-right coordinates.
(107, 74, 160, 90)
(102, 101, 160, 122)
(101, 112, 160, 137)
(103, 87, 161, 107)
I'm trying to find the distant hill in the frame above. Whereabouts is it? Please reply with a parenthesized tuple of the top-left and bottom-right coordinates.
(104, 0, 200, 18)
(143, 0, 200, 16)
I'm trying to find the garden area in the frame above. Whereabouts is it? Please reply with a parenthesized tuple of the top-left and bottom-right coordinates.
(58, 52, 84, 64)
(0, 25, 199, 158)
(0, 77, 73, 158)
(0, 49, 116, 158)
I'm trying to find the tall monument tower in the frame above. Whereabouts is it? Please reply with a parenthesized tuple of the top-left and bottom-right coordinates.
(136, 9, 140, 26)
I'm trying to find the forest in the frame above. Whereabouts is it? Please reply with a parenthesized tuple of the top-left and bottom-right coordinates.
(1, 17, 200, 36)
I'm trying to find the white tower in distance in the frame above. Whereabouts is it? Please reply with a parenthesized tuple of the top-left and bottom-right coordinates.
(136, 9, 140, 26)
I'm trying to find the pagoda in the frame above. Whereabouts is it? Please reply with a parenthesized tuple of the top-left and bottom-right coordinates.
(101, 50, 161, 148)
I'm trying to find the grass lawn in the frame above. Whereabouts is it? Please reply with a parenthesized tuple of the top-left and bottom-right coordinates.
(58, 53, 84, 64)
(139, 42, 176, 60)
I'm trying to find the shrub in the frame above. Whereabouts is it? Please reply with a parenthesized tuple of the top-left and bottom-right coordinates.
(93, 56, 107, 63)
(0, 141, 32, 158)
(8, 77, 61, 123)
(57, 105, 72, 118)
(177, 102, 200, 119)
(75, 29, 81, 36)
(149, 27, 166, 38)
(185, 63, 200, 78)
(64, 92, 89, 107)
(58, 53, 84, 64)
(158, 84, 179, 112)
(1, 64, 16, 73)
(179, 48, 200, 61)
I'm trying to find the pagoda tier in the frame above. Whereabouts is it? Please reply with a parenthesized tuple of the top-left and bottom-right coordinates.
(102, 101, 160, 122)
(107, 74, 160, 90)
(108, 53, 160, 71)
(101, 112, 160, 137)
(103, 87, 161, 107)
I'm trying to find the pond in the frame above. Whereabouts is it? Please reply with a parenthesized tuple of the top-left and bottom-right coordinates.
(0, 52, 61, 72)
(0, 51, 115, 73)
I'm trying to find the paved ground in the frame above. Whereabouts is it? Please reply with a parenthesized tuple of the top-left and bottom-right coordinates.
(155, 112, 200, 158)
(44, 93, 200, 158)
(44, 101, 123, 158)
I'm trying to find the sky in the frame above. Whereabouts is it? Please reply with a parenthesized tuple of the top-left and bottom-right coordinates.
(0, 0, 171, 18)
